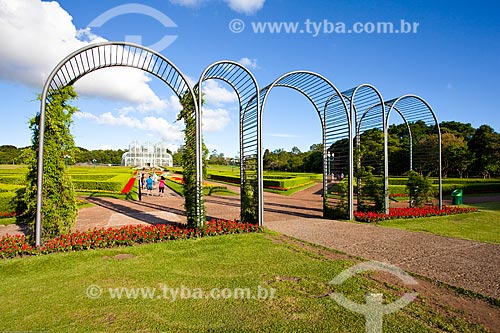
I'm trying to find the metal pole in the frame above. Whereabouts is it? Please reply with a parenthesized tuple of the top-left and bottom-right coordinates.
(138, 175, 142, 201)
(383, 107, 389, 214)
(35, 99, 47, 247)
(437, 125, 443, 209)
(322, 123, 328, 216)
(196, 86, 204, 228)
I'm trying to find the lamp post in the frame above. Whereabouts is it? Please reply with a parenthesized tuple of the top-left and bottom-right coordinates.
(92, 159, 97, 168)
(64, 155, 70, 169)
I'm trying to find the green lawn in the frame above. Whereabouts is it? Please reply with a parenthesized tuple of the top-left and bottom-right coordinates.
(379, 202, 500, 244)
(0, 233, 487, 332)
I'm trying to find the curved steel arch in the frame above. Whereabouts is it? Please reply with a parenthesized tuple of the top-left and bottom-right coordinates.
(197, 61, 261, 224)
(385, 94, 443, 209)
(255, 71, 351, 223)
(36, 41, 200, 246)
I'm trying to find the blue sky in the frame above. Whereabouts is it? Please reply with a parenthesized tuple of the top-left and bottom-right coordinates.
(1, 0, 499, 157)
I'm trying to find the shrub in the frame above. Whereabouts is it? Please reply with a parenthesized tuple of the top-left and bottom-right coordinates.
(406, 171, 434, 207)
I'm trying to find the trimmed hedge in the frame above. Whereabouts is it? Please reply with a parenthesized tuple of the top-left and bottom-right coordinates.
(70, 174, 118, 181)
(208, 174, 313, 190)
(0, 192, 17, 212)
(388, 183, 500, 195)
(0, 176, 25, 185)
(72, 180, 124, 193)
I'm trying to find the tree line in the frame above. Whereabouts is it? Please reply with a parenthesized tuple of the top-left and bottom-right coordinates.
(3, 120, 499, 178)
(212, 121, 499, 178)
(0, 145, 126, 165)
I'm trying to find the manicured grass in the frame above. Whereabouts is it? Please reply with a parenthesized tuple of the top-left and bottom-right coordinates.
(264, 181, 318, 196)
(378, 202, 500, 244)
(0, 217, 16, 225)
(0, 232, 484, 332)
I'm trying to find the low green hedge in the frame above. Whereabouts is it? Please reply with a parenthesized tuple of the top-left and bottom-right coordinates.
(440, 183, 500, 195)
(0, 193, 17, 212)
(208, 174, 313, 189)
(70, 174, 118, 181)
(388, 183, 500, 195)
(0, 176, 25, 185)
(72, 181, 124, 193)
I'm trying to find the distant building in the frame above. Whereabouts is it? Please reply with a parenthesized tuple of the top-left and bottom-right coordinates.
(121, 141, 173, 167)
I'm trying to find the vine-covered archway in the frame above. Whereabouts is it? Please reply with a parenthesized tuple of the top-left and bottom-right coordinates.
(253, 71, 351, 223)
(36, 42, 201, 246)
(197, 61, 261, 224)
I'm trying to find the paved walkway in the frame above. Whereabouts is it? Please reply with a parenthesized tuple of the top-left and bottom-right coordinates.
(265, 218, 500, 300)
(1, 184, 499, 300)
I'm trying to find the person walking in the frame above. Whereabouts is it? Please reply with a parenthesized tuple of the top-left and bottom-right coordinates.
(158, 176, 166, 197)
(146, 175, 154, 196)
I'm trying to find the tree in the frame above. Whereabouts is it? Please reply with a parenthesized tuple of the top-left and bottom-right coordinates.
(21, 86, 79, 242)
(440, 132, 470, 178)
(469, 125, 500, 178)
(0, 145, 21, 164)
(440, 121, 476, 142)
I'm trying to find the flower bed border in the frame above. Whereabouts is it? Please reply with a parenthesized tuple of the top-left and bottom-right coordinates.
(354, 206, 478, 223)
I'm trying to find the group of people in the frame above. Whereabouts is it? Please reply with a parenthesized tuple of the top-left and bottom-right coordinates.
(139, 172, 166, 197)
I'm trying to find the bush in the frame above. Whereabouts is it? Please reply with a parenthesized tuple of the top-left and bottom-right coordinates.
(406, 171, 434, 207)
(0, 193, 17, 213)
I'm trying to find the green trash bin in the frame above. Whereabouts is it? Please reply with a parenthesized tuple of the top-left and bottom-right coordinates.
(451, 189, 463, 205)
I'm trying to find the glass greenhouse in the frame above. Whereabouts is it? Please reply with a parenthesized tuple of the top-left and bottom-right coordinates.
(121, 141, 173, 167)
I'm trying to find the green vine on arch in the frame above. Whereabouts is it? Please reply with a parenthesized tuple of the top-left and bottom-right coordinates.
(177, 90, 205, 228)
(20, 86, 79, 242)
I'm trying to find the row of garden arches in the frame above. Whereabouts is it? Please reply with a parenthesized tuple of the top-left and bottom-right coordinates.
(35, 42, 442, 246)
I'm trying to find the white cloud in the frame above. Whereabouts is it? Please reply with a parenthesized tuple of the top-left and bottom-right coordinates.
(0, 0, 180, 114)
(169, 0, 265, 14)
(202, 108, 230, 132)
(169, 0, 206, 7)
(202, 80, 238, 107)
(223, 0, 265, 15)
(75, 111, 184, 143)
(238, 57, 259, 69)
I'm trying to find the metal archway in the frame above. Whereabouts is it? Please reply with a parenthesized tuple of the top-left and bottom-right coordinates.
(249, 71, 351, 224)
(385, 94, 443, 209)
(36, 41, 200, 246)
(342, 84, 386, 213)
(197, 61, 261, 225)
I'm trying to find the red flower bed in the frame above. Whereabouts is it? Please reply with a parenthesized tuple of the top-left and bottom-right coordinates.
(354, 206, 478, 223)
(266, 186, 288, 191)
(169, 176, 184, 184)
(0, 212, 17, 219)
(389, 193, 409, 198)
(0, 219, 260, 259)
(121, 177, 137, 194)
